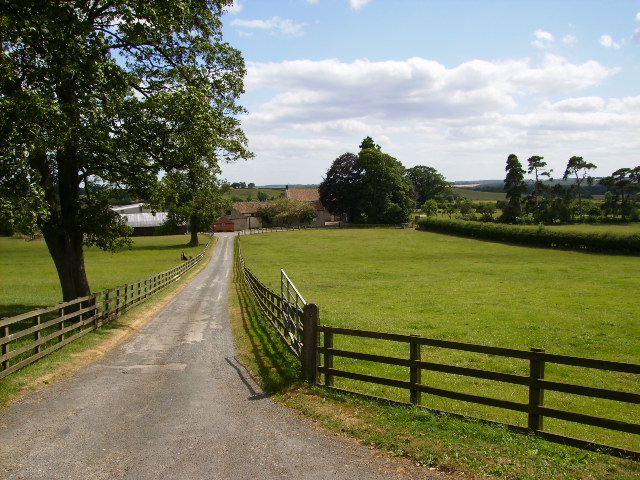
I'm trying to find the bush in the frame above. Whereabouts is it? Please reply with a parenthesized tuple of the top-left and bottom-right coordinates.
(417, 218, 640, 254)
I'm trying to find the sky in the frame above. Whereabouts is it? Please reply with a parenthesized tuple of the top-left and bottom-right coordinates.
(218, 0, 640, 185)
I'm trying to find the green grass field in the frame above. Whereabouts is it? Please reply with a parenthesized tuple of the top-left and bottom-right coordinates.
(238, 228, 639, 451)
(0, 234, 209, 319)
(450, 186, 506, 201)
(226, 187, 285, 202)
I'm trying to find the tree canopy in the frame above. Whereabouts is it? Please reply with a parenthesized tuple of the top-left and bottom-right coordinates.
(501, 154, 526, 223)
(319, 138, 414, 224)
(154, 164, 231, 246)
(526, 155, 552, 222)
(318, 152, 361, 221)
(563, 156, 596, 218)
(0, 0, 250, 300)
(405, 165, 450, 205)
(599, 167, 640, 221)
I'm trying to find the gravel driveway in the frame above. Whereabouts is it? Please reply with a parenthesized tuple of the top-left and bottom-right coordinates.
(0, 233, 446, 480)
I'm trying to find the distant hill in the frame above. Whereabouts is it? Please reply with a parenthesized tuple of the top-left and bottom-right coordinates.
(452, 180, 502, 186)
(462, 179, 608, 196)
(260, 184, 319, 189)
(450, 187, 506, 201)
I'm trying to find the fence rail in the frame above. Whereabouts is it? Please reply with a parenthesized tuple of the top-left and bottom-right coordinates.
(235, 237, 319, 381)
(317, 325, 639, 458)
(235, 232, 640, 459)
(237, 223, 409, 236)
(236, 238, 306, 359)
(0, 238, 211, 380)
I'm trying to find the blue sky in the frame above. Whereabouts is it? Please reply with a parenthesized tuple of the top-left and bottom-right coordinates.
(219, 0, 640, 185)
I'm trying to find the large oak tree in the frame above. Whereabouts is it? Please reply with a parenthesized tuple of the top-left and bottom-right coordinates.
(319, 138, 414, 224)
(0, 0, 249, 301)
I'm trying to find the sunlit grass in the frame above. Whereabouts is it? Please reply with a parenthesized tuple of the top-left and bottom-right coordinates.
(238, 228, 639, 451)
(0, 234, 208, 318)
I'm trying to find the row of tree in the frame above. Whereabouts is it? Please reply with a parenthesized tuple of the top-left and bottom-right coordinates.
(319, 137, 449, 224)
(230, 182, 256, 189)
(502, 155, 640, 223)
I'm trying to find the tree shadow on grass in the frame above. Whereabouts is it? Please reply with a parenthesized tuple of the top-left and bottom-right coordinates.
(232, 258, 300, 393)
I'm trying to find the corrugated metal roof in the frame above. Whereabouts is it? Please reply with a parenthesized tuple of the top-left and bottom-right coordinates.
(122, 212, 168, 228)
(111, 203, 146, 214)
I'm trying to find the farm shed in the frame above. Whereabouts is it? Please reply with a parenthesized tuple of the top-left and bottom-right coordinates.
(228, 202, 270, 230)
(111, 204, 185, 236)
(213, 216, 235, 232)
(285, 187, 336, 227)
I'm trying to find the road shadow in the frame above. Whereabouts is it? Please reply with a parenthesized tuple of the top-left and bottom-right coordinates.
(224, 356, 271, 400)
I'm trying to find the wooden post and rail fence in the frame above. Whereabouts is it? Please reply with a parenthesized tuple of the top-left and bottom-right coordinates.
(235, 235, 640, 460)
(0, 238, 212, 380)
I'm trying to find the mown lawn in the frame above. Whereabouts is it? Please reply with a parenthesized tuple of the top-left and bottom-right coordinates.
(237, 228, 639, 451)
(0, 234, 209, 319)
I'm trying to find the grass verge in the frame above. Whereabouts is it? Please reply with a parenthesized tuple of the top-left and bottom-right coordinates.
(0, 236, 217, 408)
(230, 254, 640, 479)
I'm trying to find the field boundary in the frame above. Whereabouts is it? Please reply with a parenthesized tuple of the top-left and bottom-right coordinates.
(235, 233, 640, 460)
(417, 217, 640, 254)
(0, 237, 212, 379)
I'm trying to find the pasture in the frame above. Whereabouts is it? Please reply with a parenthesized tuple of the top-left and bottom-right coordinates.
(238, 228, 639, 451)
(450, 186, 506, 201)
(227, 187, 285, 202)
(0, 234, 209, 319)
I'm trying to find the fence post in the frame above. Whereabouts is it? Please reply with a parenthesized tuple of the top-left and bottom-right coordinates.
(104, 291, 110, 322)
(34, 314, 41, 354)
(301, 303, 319, 383)
(528, 347, 546, 431)
(59, 307, 65, 342)
(1, 325, 8, 371)
(324, 328, 334, 387)
(410, 334, 422, 405)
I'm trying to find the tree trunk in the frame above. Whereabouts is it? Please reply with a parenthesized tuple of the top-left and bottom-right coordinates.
(39, 140, 92, 302)
(29, 77, 92, 302)
(42, 224, 92, 302)
(188, 215, 199, 246)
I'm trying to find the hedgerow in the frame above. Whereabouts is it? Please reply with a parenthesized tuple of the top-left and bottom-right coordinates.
(417, 218, 640, 254)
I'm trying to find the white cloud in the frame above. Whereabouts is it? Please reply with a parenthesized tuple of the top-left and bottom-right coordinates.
(562, 34, 577, 45)
(231, 16, 306, 36)
(634, 12, 640, 40)
(513, 54, 619, 94)
(350, 0, 373, 10)
(243, 56, 618, 130)
(599, 34, 622, 49)
(542, 97, 606, 113)
(531, 29, 554, 49)
(228, 56, 633, 184)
